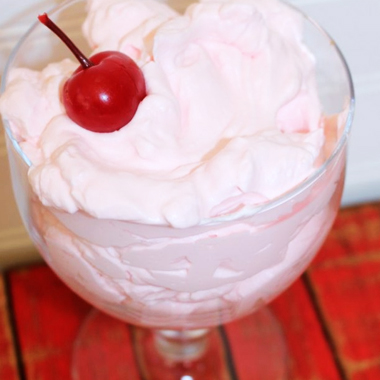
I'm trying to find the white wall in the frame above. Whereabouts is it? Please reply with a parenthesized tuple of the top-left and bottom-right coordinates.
(0, 0, 379, 267)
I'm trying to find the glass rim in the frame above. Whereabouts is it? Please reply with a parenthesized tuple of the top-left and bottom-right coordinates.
(0, 0, 355, 220)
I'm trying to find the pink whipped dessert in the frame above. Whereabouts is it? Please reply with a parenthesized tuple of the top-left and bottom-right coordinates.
(0, 0, 350, 328)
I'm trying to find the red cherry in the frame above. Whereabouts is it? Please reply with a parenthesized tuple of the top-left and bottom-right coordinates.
(63, 51, 146, 133)
(38, 13, 146, 133)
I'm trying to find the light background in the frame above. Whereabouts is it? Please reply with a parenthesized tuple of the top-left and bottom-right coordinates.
(0, 0, 379, 268)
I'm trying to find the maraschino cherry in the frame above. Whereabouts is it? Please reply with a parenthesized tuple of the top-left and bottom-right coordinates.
(38, 13, 146, 133)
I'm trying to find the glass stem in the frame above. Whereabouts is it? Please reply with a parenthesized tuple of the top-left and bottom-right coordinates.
(154, 328, 210, 362)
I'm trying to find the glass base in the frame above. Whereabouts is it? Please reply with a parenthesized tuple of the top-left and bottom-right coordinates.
(134, 327, 227, 380)
(71, 308, 288, 380)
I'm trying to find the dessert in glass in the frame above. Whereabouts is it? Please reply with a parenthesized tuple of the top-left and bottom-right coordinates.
(0, 0, 354, 378)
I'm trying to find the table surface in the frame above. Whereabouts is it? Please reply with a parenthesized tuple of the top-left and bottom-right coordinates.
(0, 202, 379, 380)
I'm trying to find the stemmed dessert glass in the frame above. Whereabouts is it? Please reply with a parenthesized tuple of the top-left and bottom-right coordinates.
(1, 0, 354, 379)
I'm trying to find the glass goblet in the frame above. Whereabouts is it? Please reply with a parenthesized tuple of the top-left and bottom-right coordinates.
(1, 0, 354, 379)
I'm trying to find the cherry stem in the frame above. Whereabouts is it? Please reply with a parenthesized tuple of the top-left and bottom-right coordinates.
(38, 13, 94, 69)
